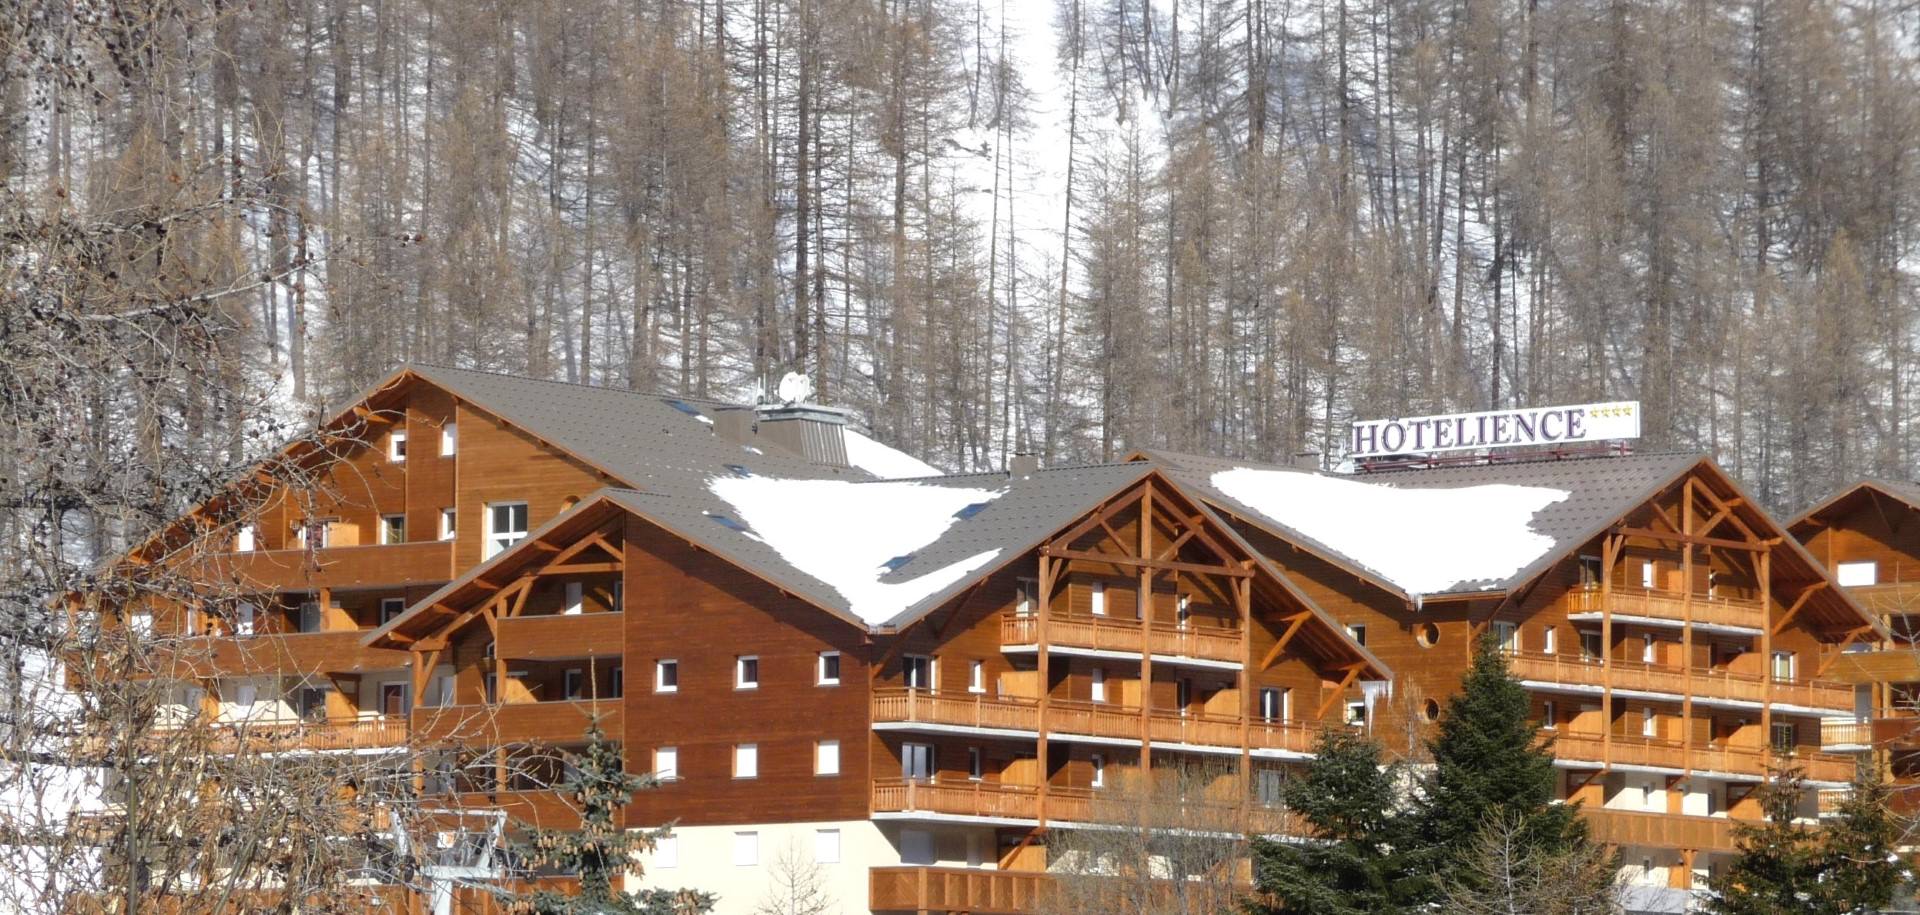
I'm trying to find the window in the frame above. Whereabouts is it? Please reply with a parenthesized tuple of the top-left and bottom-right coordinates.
(235, 601, 256, 637)
(380, 598, 406, 625)
(1015, 579, 1035, 616)
(1346, 624, 1367, 647)
(439, 508, 456, 541)
(655, 835, 678, 868)
(1642, 707, 1657, 738)
(902, 742, 934, 781)
(299, 601, 322, 633)
(736, 656, 759, 689)
(818, 651, 841, 685)
(297, 520, 331, 549)
(129, 612, 153, 636)
(968, 660, 985, 693)
(563, 582, 583, 615)
(1772, 723, 1797, 753)
(1578, 555, 1603, 587)
(1259, 687, 1285, 722)
(610, 666, 623, 698)
(1543, 700, 1557, 729)
(1493, 621, 1519, 654)
(1543, 625, 1557, 654)
(815, 829, 841, 864)
(904, 655, 934, 691)
(1345, 700, 1368, 726)
(613, 580, 623, 609)
(1176, 594, 1191, 628)
(1580, 630, 1604, 661)
(440, 423, 457, 456)
(733, 831, 758, 867)
(484, 502, 528, 559)
(432, 675, 454, 707)
(1641, 560, 1656, 589)
(1091, 667, 1107, 703)
(1091, 754, 1106, 788)
(1642, 634, 1657, 664)
(654, 747, 679, 781)
(235, 523, 256, 553)
(1772, 651, 1796, 682)
(564, 668, 585, 700)
(655, 659, 678, 693)
(235, 683, 258, 710)
(816, 740, 841, 776)
(388, 432, 407, 462)
(379, 514, 406, 545)
(1837, 561, 1877, 588)
(733, 744, 758, 779)
(1256, 769, 1285, 806)
(1090, 581, 1106, 616)
(1176, 678, 1192, 714)
(968, 747, 983, 781)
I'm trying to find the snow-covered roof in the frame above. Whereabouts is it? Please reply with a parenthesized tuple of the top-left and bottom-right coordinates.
(843, 428, 945, 479)
(1210, 467, 1570, 596)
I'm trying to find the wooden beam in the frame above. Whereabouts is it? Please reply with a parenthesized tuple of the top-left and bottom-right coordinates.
(1261, 613, 1312, 670)
(1817, 626, 1877, 676)
(1048, 490, 1144, 554)
(1771, 581, 1826, 636)
(1039, 547, 1252, 578)
(1617, 526, 1775, 552)
(535, 562, 622, 576)
(1315, 664, 1366, 719)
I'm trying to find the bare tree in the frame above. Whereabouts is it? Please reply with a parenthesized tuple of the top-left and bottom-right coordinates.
(754, 839, 837, 915)
(1437, 814, 1622, 915)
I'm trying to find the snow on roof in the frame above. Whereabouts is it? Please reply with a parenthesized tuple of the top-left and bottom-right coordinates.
(844, 428, 944, 479)
(1210, 467, 1571, 596)
(709, 475, 1000, 624)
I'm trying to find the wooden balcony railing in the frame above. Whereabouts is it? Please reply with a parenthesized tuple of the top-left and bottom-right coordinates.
(1000, 615, 1242, 665)
(1566, 587, 1765, 631)
(870, 866, 1052, 915)
(189, 540, 453, 591)
(1822, 718, 1874, 748)
(1507, 651, 1851, 711)
(1844, 582, 1920, 616)
(872, 689, 1040, 732)
(1046, 699, 1143, 741)
(412, 700, 623, 746)
(1584, 808, 1739, 852)
(186, 714, 408, 753)
(1550, 730, 1855, 781)
(157, 629, 410, 679)
(871, 779, 1299, 834)
(495, 611, 625, 660)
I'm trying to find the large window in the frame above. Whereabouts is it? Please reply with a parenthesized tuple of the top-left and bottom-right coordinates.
(1493, 621, 1519, 655)
(484, 502, 528, 559)
(902, 742, 935, 781)
(379, 514, 406, 545)
(1772, 651, 1797, 682)
(904, 655, 934, 691)
(1259, 687, 1286, 722)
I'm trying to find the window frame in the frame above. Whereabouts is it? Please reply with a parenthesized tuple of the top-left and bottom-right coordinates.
(563, 668, 585, 700)
(563, 581, 584, 616)
(379, 513, 407, 545)
(1090, 581, 1106, 616)
(440, 422, 457, 456)
(903, 654, 935, 691)
(732, 831, 758, 867)
(438, 508, 457, 541)
(817, 651, 841, 686)
(380, 597, 406, 625)
(1836, 561, 1878, 588)
(735, 655, 759, 690)
(655, 659, 678, 693)
(1090, 753, 1106, 788)
(814, 829, 841, 865)
(816, 739, 841, 776)
(388, 431, 407, 462)
(733, 743, 758, 779)
(483, 501, 529, 559)
(1346, 623, 1367, 647)
(968, 659, 985, 693)
(653, 746, 679, 781)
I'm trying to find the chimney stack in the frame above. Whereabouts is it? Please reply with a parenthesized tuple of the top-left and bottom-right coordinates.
(1010, 453, 1040, 478)
(1293, 450, 1323, 471)
(755, 402, 852, 468)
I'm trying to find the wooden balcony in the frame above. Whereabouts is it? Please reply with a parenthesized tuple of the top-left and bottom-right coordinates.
(188, 715, 408, 753)
(1000, 615, 1242, 665)
(447, 790, 583, 830)
(1584, 808, 1738, 852)
(872, 689, 1040, 732)
(189, 540, 452, 591)
(1822, 718, 1875, 748)
(160, 629, 409, 678)
(870, 866, 1052, 915)
(412, 700, 622, 746)
(1508, 651, 1851, 711)
(1844, 582, 1920, 616)
(1550, 730, 1855, 781)
(495, 612, 624, 660)
(1566, 587, 1765, 631)
(871, 779, 1300, 834)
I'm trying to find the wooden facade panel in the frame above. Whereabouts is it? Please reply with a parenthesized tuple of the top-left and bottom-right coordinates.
(497, 611, 624, 660)
(452, 402, 611, 570)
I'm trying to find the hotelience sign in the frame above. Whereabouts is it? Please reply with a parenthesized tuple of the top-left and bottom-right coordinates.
(1350, 401, 1640, 459)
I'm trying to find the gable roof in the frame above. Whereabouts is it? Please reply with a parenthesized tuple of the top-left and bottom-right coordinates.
(1789, 479, 1920, 535)
(368, 465, 1393, 680)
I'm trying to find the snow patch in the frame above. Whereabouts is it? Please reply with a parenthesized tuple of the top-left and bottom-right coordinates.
(1210, 468, 1570, 596)
(709, 477, 1001, 624)
(844, 429, 944, 479)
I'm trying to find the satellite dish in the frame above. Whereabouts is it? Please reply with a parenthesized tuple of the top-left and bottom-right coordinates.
(775, 371, 814, 405)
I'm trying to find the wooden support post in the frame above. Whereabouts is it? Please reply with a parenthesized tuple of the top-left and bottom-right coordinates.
(1682, 481, 1695, 776)
(1036, 553, 1053, 828)
(1139, 488, 1154, 777)
(1759, 548, 1773, 770)
(1238, 576, 1253, 788)
(1602, 534, 1617, 767)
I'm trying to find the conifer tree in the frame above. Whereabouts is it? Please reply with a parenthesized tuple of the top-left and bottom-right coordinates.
(504, 722, 715, 915)
(1417, 636, 1594, 882)
(1705, 765, 1909, 915)
(1250, 728, 1421, 915)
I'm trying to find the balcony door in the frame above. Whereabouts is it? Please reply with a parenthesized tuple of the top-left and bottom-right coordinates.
(901, 742, 935, 782)
(903, 655, 934, 692)
(381, 683, 411, 717)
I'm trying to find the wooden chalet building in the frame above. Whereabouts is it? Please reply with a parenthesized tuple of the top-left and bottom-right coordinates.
(112, 365, 1889, 915)
(1790, 481, 1920, 810)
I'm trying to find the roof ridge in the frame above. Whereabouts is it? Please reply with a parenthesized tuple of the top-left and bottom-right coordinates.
(406, 362, 748, 408)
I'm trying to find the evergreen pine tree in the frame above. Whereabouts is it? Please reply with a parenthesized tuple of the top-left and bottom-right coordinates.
(1701, 767, 1819, 915)
(503, 722, 715, 915)
(1249, 728, 1421, 915)
(1417, 636, 1594, 882)
(1813, 765, 1908, 914)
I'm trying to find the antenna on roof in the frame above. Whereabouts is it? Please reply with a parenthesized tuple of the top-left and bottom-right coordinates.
(776, 371, 814, 406)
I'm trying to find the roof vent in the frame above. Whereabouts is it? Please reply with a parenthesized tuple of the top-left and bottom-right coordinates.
(755, 402, 851, 468)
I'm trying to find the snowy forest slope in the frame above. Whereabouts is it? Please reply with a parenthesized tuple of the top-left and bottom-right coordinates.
(3, 0, 1918, 513)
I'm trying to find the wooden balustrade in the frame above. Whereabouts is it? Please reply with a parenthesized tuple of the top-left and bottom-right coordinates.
(999, 614, 1242, 664)
(873, 778, 1041, 820)
(1047, 700, 1144, 740)
(1147, 710, 1249, 747)
(1585, 808, 1738, 852)
(871, 779, 1300, 835)
(869, 866, 1053, 914)
(1507, 651, 1850, 710)
(1822, 718, 1874, 748)
(183, 714, 408, 753)
(1549, 729, 1853, 781)
(1566, 587, 1765, 631)
(872, 689, 1039, 732)
(190, 540, 453, 591)
(412, 700, 622, 746)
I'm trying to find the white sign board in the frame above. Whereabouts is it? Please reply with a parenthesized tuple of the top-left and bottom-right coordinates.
(1350, 401, 1640, 459)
